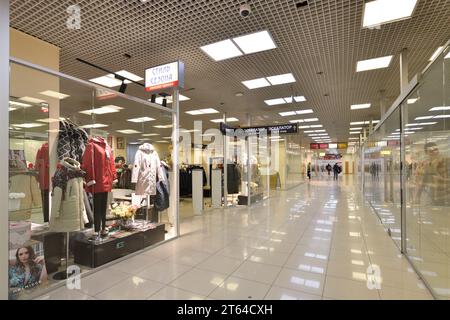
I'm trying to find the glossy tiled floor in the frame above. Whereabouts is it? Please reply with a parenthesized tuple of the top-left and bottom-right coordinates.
(36, 176, 434, 300)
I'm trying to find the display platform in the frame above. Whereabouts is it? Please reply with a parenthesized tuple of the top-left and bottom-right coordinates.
(238, 193, 264, 205)
(74, 222, 165, 268)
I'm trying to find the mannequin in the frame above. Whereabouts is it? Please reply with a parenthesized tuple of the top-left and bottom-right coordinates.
(81, 137, 116, 237)
(132, 143, 161, 222)
(35, 143, 50, 222)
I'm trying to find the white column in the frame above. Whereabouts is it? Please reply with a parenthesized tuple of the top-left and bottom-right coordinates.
(0, 0, 10, 300)
(171, 88, 180, 236)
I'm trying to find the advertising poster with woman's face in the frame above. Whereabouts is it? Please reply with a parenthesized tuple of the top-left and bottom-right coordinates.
(8, 241, 48, 299)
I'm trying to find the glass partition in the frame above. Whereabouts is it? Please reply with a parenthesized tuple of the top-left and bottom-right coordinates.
(402, 45, 450, 300)
(363, 41, 450, 299)
(8, 61, 178, 300)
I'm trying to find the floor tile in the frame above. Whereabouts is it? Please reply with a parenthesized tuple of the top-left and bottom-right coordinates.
(323, 276, 380, 300)
(164, 249, 210, 267)
(379, 285, 434, 300)
(79, 268, 130, 296)
(233, 261, 282, 285)
(137, 261, 192, 284)
(284, 254, 328, 275)
(35, 286, 95, 300)
(169, 268, 227, 296)
(248, 249, 290, 267)
(209, 276, 271, 300)
(196, 254, 243, 275)
(264, 286, 321, 300)
(149, 286, 206, 300)
(95, 276, 164, 300)
(109, 254, 162, 274)
(273, 268, 325, 296)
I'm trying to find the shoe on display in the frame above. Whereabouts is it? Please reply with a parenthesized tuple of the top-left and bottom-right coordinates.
(100, 229, 109, 238)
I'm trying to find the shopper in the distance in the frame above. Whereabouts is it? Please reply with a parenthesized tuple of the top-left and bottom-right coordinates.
(307, 162, 311, 181)
(333, 163, 340, 181)
(326, 163, 332, 176)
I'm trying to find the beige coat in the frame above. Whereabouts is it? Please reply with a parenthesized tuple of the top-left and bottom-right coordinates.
(50, 159, 89, 232)
(9, 173, 42, 221)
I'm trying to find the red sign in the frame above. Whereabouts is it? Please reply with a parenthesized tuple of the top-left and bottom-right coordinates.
(319, 143, 329, 149)
(310, 143, 319, 149)
(145, 80, 179, 92)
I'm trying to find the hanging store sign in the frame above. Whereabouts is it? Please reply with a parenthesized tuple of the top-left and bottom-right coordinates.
(145, 61, 185, 92)
(310, 143, 319, 149)
(220, 123, 298, 136)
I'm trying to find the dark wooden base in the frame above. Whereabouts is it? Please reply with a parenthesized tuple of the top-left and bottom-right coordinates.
(237, 193, 264, 205)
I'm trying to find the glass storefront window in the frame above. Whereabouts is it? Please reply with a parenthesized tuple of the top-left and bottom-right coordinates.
(8, 60, 178, 300)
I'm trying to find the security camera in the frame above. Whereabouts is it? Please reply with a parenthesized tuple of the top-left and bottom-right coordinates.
(239, 4, 251, 18)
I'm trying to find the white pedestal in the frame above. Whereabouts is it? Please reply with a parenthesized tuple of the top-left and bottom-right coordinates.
(192, 169, 203, 215)
(211, 169, 222, 208)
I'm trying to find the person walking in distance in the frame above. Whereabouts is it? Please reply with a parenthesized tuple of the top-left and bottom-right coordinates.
(333, 163, 340, 181)
(307, 162, 312, 181)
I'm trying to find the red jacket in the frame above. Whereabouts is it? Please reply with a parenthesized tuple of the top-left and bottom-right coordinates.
(81, 137, 117, 193)
(35, 143, 49, 190)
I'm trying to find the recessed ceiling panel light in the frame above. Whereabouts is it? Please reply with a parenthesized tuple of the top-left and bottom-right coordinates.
(80, 105, 123, 115)
(210, 117, 239, 123)
(362, 0, 418, 28)
(349, 132, 360, 135)
(89, 75, 123, 88)
(19, 96, 47, 104)
(242, 77, 271, 89)
(37, 118, 65, 123)
(142, 133, 159, 137)
(9, 101, 31, 108)
(80, 123, 109, 129)
(298, 125, 310, 129)
(200, 39, 243, 61)
(12, 123, 45, 128)
(310, 125, 323, 128)
(9, 107, 16, 111)
(117, 129, 142, 134)
(154, 124, 173, 129)
(350, 121, 365, 125)
(232, 30, 277, 54)
(356, 55, 393, 72)
(289, 119, 304, 123)
(351, 104, 371, 110)
(429, 47, 444, 61)
(266, 73, 296, 85)
(407, 98, 418, 104)
(186, 108, 219, 115)
(304, 118, 319, 122)
(445, 51, 450, 59)
(429, 106, 450, 111)
(315, 130, 326, 133)
(265, 98, 286, 106)
(39, 90, 70, 99)
(350, 127, 363, 130)
(115, 70, 143, 82)
(296, 109, 313, 114)
(433, 114, 450, 119)
(279, 111, 297, 117)
(415, 116, 433, 120)
(156, 140, 170, 144)
(127, 117, 155, 123)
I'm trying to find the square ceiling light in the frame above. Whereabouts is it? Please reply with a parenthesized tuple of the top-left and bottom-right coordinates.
(39, 90, 70, 100)
(310, 125, 323, 128)
(154, 124, 173, 129)
(265, 98, 286, 106)
(415, 116, 433, 120)
(429, 47, 444, 61)
(9, 101, 31, 108)
(304, 118, 319, 122)
(115, 70, 143, 82)
(19, 96, 47, 104)
(12, 123, 45, 128)
(80, 105, 123, 115)
(350, 121, 365, 125)
(429, 106, 450, 111)
(266, 73, 296, 85)
(242, 78, 271, 89)
(407, 98, 418, 104)
(127, 117, 155, 123)
(232, 30, 277, 54)
(200, 39, 243, 61)
(351, 104, 371, 110)
(350, 127, 363, 130)
(362, 0, 418, 28)
(356, 55, 393, 72)
(279, 111, 297, 117)
(186, 108, 219, 115)
(80, 123, 109, 129)
(154, 94, 190, 105)
(349, 131, 360, 135)
(142, 133, 159, 137)
(89, 75, 123, 88)
(210, 117, 239, 123)
(117, 129, 142, 134)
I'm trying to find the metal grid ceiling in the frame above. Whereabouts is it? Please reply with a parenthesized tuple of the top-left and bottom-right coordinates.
(9, 0, 450, 143)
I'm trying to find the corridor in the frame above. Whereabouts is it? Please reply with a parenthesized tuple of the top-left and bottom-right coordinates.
(37, 177, 433, 300)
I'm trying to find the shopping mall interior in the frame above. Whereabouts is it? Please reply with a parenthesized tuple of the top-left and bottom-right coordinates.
(1, 0, 449, 301)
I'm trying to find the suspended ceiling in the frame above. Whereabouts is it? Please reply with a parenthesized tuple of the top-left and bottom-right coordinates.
(9, 0, 450, 145)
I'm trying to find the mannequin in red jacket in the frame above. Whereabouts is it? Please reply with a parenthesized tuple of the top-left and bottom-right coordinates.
(35, 143, 50, 222)
(81, 137, 117, 237)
